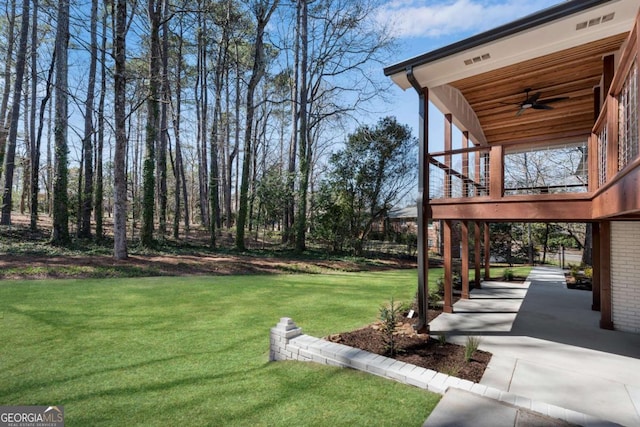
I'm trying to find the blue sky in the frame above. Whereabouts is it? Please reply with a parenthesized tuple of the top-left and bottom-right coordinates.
(376, 0, 564, 149)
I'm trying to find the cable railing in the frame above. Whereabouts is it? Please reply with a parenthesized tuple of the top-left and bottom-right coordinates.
(429, 141, 590, 200)
(592, 18, 639, 190)
(503, 142, 589, 195)
(428, 147, 489, 200)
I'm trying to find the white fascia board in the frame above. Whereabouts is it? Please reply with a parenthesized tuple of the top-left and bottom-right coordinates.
(390, 1, 637, 90)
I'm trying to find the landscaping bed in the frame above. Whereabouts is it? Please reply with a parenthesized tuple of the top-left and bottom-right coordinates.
(328, 309, 491, 383)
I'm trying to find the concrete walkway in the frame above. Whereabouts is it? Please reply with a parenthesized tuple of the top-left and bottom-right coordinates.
(426, 266, 640, 427)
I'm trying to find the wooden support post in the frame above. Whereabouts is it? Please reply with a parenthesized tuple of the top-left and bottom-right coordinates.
(592, 222, 601, 312)
(474, 222, 482, 289)
(444, 114, 452, 198)
(443, 220, 454, 313)
(489, 145, 504, 199)
(604, 55, 618, 183)
(461, 221, 470, 299)
(599, 221, 613, 329)
(407, 68, 430, 334)
(462, 131, 469, 198)
(484, 222, 491, 281)
(475, 150, 482, 197)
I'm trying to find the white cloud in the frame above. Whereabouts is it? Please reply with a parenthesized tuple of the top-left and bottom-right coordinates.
(376, 0, 563, 39)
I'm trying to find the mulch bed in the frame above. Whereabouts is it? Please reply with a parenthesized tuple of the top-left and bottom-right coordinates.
(327, 310, 491, 383)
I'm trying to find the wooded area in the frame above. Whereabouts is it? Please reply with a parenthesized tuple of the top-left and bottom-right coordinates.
(0, 0, 409, 259)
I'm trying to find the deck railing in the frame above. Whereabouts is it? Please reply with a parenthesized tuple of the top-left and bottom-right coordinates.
(429, 141, 589, 200)
(592, 13, 639, 190)
(428, 146, 490, 200)
(430, 12, 639, 201)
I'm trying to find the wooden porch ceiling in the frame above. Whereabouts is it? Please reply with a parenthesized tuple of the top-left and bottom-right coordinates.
(449, 33, 629, 146)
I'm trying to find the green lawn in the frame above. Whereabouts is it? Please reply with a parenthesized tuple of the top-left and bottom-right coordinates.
(0, 270, 441, 426)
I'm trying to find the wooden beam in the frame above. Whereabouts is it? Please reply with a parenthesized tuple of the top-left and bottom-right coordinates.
(461, 221, 470, 299)
(462, 131, 470, 198)
(599, 221, 613, 330)
(489, 145, 503, 199)
(444, 113, 452, 198)
(592, 160, 640, 219)
(430, 197, 593, 221)
(606, 92, 619, 182)
(603, 54, 615, 95)
(474, 222, 482, 289)
(588, 134, 598, 193)
(592, 222, 601, 312)
(484, 223, 491, 281)
(443, 220, 454, 313)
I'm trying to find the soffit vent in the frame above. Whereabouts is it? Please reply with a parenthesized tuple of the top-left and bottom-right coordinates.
(464, 53, 491, 66)
(576, 12, 615, 31)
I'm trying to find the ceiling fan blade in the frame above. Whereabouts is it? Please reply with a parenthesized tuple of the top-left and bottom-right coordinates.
(532, 104, 554, 110)
(537, 96, 569, 104)
(516, 107, 526, 116)
(527, 92, 542, 103)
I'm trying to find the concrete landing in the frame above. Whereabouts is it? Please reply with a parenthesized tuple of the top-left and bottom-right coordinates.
(428, 266, 640, 427)
(423, 388, 578, 427)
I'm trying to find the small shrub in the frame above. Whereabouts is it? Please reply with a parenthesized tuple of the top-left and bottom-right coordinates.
(437, 334, 447, 345)
(568, 263, 580, 278)
(452, 272, 462, 290)
(584, 267, 593, 279)
(427, 277, 445, 305)
(379, 298, 401, 357)
(502, 268, 515, 281)
(464, 336, 481, 362)
(444, 364, 461, 377)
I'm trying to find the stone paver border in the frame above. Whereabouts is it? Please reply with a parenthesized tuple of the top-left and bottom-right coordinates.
(270, 317, 616, 427)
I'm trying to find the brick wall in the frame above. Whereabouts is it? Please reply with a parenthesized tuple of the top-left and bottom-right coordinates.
(611, 222, 640, 333)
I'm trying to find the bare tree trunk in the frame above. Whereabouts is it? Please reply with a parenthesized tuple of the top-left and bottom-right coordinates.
(46, 95, 52, 214)
(0, 1, 16, 179)
(21, 91, 30, 215)
(95, 6, 108, 240)
(113, 0, 129, 259)
(131, 112, 142, 238)
(173, 17, 189, 240)
(235, 0, 280, 250)
(33, 46, 55, 232)
(0, 0, 29, 226)
(79, 0, 98, 238)
(284, 0, 300, 245)
(226, 43, 242, 230)
(157, 0, 169, 239)
(51, 0, 70, 244)
(196, 6, 210, 230)
(294, 0, 309, 251)
(210, 1, 231, 247)
(29, 0, 39, 231)
(141, 0, 162, 247)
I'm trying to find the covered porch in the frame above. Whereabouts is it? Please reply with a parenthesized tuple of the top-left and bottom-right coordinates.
(384, 0, 640, 333)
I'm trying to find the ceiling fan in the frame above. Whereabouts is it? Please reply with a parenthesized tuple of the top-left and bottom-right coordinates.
(513, 88, 569, 116)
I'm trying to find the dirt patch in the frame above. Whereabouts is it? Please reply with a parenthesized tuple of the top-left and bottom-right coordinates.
(328, 311, 491, 383)
(0, 213, 418, 280)
(0, 252, 417, 280)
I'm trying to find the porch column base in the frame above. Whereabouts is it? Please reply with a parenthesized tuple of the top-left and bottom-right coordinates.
(413, 322, 430, 334)
(600, 320, 614, 330)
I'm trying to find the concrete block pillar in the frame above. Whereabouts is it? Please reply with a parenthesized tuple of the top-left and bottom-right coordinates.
(269, 317, 302, 361)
